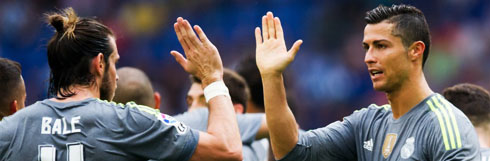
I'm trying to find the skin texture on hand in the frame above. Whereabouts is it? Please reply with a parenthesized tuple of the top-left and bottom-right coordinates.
(255, 12, 302, 77)
(171, 17, 223, 88)
(171, 17, 242, 161)
(255, 12, 303, 159)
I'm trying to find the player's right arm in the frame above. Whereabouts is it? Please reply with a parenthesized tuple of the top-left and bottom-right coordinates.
(170, 17, 242, 161)
(255, 12, 360, 161)
(254, 12, 303, 160)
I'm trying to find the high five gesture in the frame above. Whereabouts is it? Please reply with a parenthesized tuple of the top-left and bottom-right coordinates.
(171, 17, 242, 161)
(255, 12, 303, 160)
(171, 17, 223, 88)
(255, 12, 302, 76)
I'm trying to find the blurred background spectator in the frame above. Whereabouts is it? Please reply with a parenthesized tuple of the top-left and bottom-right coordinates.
(2, 0, 490, 130)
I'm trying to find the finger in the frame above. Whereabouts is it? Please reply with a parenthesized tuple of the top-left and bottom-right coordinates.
(274, 17, 284, 40)
(267, 12, 275, 39)
(183, 19, 202, 47)
(261, 16, 268, 40)
(255, 27, 262, 47)
(288, 40, 303, 58)
(170, 50, 188, 69)
(194, 25, 209, 44)
(174, 22, 190, 52)
(177, 18, 196, 49)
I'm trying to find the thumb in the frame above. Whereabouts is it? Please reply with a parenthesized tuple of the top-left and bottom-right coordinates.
(288, 39, 303, 58)
(170, 51, 188, 69)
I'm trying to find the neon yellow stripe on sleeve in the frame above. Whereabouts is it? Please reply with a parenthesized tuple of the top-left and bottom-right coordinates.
(427, 99, 450, 150)
(437, 95, 462, 148)
(432, 97, 456, 149)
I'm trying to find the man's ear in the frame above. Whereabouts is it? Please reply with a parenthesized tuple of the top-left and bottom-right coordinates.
(409, 41, 425, 63)
(153, 92, 161, 110)
(9, 100, 18, 115)
(91, 53, 105, 76)
(233, 104, 244, 114)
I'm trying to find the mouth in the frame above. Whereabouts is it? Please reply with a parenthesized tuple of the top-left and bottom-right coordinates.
(370, 70, 383, 77)
(368, 68, 384, 80)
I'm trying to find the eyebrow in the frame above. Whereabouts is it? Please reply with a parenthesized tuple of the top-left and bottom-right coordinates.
(373, 39, 390, 44)
(362, 39, 390, 46)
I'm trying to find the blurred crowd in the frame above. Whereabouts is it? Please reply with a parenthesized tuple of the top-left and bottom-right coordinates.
(1, 0, 490, 130)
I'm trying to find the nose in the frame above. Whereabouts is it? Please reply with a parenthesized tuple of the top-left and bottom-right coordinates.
(364, 48, 377, 65)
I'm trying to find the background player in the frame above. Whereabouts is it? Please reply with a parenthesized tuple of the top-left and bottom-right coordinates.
(0, 8, 242, 161)
(113, 67, 161, 110)
(255, 5, 479, 160)
(443, 83, 490, 159)
(0, 58, 26, 120)
(114, 66, 269, 161)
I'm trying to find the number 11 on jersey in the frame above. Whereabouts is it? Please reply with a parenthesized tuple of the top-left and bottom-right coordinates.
(39, 142, 84, 161)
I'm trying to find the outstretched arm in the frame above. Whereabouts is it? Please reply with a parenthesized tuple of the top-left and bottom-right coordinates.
(255, 12, 303, 160)
(171, 17, 242, 161)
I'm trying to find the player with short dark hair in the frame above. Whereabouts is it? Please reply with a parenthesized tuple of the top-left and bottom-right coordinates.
(179, 68, 270, 161)
(188, 68, 250, 113)
(0, 58, 26, 120)
(113, 66, 269, 161)
(113, 67, 161, 109)
(0, 8, 242, 161)
(236, 55, 265, 113)
(443, 83, 490, 159)
(255, 4, 479, 161)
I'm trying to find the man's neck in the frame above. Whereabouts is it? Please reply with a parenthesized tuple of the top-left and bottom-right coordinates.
(51, 85, 100, 103)
(246, 101, 265, 113)
(476, 125, 490, 148)
(386, 73, 433, 119)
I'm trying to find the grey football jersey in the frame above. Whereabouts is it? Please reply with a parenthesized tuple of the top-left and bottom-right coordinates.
(173, 108, 264, 144)
(173, 108, 267, 161)
(0, 98, 198, 161)
(481, 148, 490, 161)
(281, 93, 480, 161)
(246, 139, 269, 161)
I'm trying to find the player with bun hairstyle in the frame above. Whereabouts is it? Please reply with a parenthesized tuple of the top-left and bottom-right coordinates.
(0, 8, 242, 161)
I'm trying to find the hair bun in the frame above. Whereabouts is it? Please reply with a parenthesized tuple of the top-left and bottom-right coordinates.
(46, 7, 78, 38)
(48, 14, 66, 33)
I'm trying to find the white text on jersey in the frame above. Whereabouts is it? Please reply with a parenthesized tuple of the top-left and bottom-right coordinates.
(41, 116, 81, 135)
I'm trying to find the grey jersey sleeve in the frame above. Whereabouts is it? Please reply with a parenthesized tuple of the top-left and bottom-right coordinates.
(174, 108, 264, 144)
(0, 116, 15, 160)
(279, 110, 361, 161)
(425, 106, 480, 161)
(103, 102, 199, 161)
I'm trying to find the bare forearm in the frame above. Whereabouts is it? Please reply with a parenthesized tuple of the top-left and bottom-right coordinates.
(262, 73, 298, 159)
(207, 95, 242, 154)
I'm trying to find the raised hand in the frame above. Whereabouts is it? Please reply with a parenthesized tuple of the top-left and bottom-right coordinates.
(255, 12, 303, 76)
(171, 17, 224, 87)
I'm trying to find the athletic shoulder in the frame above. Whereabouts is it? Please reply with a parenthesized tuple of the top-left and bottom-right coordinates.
(423, 94, 473, 129)
(420, 94, 479, 160)
(94, 99, 166, 122)
(346, 103, 391, 124)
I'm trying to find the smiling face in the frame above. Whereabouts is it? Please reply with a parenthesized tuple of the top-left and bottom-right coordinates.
(362, 21, 411, 93)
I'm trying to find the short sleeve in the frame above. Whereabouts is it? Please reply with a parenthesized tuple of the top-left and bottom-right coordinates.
(173, 108, 208, 132)
(173, 108, 264, 144)
(102, 102, 199, 161)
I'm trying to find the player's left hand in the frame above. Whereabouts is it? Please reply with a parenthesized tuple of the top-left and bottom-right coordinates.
(255, 12, 303, 76)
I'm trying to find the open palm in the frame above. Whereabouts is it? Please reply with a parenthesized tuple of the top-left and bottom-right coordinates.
(255, 12, 303, 76)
